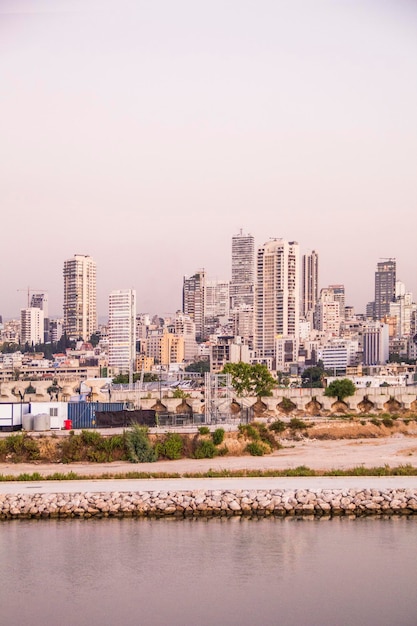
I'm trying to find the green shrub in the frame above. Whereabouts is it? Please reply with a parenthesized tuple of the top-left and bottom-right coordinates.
(124, 425, 157, 463)
(381, 416, 394, 428)
(212, 428, 225, 446)
(161, 433, 184, 460)
(5, 434, 40, 461)
(289, 418, 308, 430)
(238, 423, 260, 440)
(269, 419, 286, 433)
(194, 439, 217, 459)
(246, 442, 266, 456)
(370, 418, 381, 427)
(80, 430, 102, 446)
(198, 426, 210, 435)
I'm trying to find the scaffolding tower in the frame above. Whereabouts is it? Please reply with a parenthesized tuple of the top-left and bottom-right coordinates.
(204, 372, 232, 423)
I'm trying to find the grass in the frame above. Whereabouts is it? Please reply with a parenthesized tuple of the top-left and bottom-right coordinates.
(0, 464, 416, 481)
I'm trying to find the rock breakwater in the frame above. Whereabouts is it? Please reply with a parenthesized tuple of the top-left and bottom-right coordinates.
(1, 488, 417, 519)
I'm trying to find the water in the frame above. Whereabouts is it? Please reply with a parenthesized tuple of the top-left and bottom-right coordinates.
(1, 517, 416, 626)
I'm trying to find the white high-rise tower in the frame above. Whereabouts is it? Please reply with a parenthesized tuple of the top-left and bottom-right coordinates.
(63, 254, 97, 341)
(255, 239, 300, 360)
(109, 289, 136, 375)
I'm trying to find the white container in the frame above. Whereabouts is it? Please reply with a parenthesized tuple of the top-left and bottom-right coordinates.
(33, 413, 51, 431)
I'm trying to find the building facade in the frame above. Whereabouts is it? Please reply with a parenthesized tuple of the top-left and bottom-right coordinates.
(255, 239, 300, 362)
(230, 230, 255, 309)
(20, 307, 44, 345)
(108, 289, 136, 375)
(63, 254, 97, 341)
(301, 250, 319, 318)
(374, 259, 396, 321)
(183, 270, 206, 341)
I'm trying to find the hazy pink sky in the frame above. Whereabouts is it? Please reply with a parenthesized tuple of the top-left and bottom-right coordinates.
(1, 0, 416, 319)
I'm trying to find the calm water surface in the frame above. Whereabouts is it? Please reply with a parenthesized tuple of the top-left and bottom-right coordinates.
(1, 517, 416, 626)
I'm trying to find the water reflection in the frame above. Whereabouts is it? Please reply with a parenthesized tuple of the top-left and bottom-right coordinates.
(1, 517, 416, 626)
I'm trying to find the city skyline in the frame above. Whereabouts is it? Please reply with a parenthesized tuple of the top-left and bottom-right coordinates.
(1, 0, 416, 318)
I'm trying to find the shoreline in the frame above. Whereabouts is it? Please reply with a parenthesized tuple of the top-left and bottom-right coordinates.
(1, 477, 417, 520)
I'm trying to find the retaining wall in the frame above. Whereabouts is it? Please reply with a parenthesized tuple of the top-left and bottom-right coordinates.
(1, 488, 417, 519)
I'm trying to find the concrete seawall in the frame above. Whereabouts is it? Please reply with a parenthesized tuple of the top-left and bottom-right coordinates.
(1, 487, 417, 519)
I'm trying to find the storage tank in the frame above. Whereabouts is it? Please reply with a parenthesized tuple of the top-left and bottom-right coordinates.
(33, 413, 51, 432)
(22, 414, 34, 431)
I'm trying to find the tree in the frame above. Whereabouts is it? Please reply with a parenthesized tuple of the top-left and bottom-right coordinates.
(222, 362, 276, 397)
(324, 378, 356, 402)
(185, 360, 210, 374)
(301, 366, 327, 388)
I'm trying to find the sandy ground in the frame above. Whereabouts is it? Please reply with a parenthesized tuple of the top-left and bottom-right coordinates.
(1, 434, 416, 477)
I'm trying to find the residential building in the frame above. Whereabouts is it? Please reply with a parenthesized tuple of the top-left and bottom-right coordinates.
(363, 322, 389, 366)
(210, 336, 251, 373)
(374, 259, 396, 321)
(230, 230, 255, 309)
(328, 284, 345, 320)
(255, 239, 300, 363)
(314, 288, 341, 336)
(183, 270, 206, 341)
(20, 307, 44, 345)
(63, 254, 97, 341)
(275, 335, 299, 372)
(108, 289, 136, 375)
(301, 250, 319, 318)
(30, 292, 49, 342)
(174, 312, 198, 361)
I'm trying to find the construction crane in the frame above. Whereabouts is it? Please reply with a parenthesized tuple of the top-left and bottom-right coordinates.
(17, 287, 47, 308)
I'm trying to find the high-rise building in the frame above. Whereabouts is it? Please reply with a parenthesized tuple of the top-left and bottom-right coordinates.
(63, 254, 97, 341)
(183, 270, 206, 341)
(20, 307, 44, 345)
(301, 250, 319, 318)
(30, 292, 49, 342)
(328, 284, 345, 320)
(314, 288, 341, 336)
(255, 239, 300, 361)
(374, 259, 396, 321)
(205, 280, 230, 320)
(108, 289, 136, 375)
(230, 230, 255, 309)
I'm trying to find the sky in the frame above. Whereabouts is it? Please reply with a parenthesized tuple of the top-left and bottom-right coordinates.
(1, 0, 416, 319)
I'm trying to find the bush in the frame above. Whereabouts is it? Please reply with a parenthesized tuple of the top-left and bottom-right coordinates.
(159, 433, 184, 460)
(194, 439, 217, 459)
(269, 419, 286, 433)
(381, 416, 394, 428)
(124, 425, 157, 463)
(198, 426, 210, 435)
(246, 442, 266, 456)
(370, 418, 381, 427)
(212, 428, 225, 446)
(289, 418, 308, 430)
(238, 423, 260, 440)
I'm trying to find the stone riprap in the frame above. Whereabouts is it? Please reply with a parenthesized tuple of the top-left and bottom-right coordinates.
(1, 488, 417, 519)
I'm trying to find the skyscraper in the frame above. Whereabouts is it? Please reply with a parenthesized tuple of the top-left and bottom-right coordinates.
(374, 259, 396, 321)
(109, 289, 136, 375)
(183, 269, 206, 341)
(63, 254, 97, 341)
(301, 250, 318, 318)
(255, 239, 300, 360)
(230, 230, 255, 309)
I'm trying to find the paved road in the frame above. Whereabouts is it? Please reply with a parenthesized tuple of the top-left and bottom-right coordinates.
(1, 476, 417, 495)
